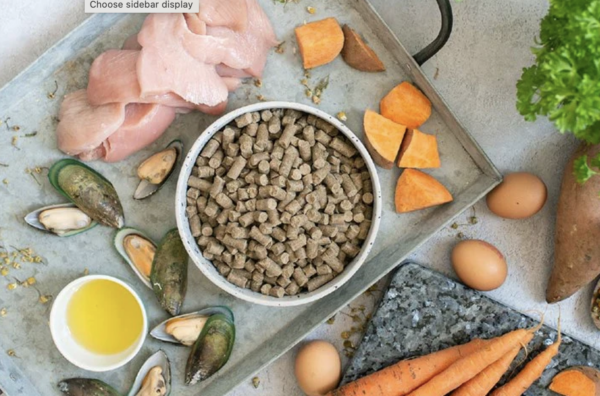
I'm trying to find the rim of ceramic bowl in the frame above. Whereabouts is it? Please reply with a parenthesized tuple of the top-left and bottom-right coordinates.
(49, 274, 148, 372)
(176, 101, 382, 307)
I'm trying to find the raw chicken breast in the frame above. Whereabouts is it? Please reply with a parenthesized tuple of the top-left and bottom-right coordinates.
(136, 13, 247, 106)
(199, 0, 248, 32)
(57, 90, 125, 156)
(87, 50, 140, 106)
(87, 49, 230, 114)
(122, 33, 142, 50)
(206, 0, 278, 77)
(184, 13, 207, 35)
(79, 103, 176, 162)
(216, 63, 252, 79)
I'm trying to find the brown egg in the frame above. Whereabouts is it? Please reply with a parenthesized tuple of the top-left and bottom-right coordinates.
(486, 172, 547, 219)
(451, 240, 507, 291)
(295, 340, 342, 396)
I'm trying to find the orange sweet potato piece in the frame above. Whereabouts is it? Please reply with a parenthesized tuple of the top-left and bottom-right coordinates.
(341, 25, 385, 72)
(395, 169, 453, 213)
(380, 82, 432, 128)
(295, 18, 345, 69)
(549, 367, 600, 396)
(397, 129, 440, 169)
(363, 110, 407, 169)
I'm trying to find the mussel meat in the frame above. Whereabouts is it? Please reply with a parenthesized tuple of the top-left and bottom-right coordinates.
(24, 203, 98, 237)
(151, 229, 188, 316)
(136, 367, 167, 396)
(49, 159, 125, 228)
(165, 315, 208, 346)
(128, 350, 171, 396)
(115, 228, 156, 289)
(134, 140, 183, 200)
(150, 307, 234, 346)
(58, 378, 122, 396)
(185, 313, 235, 385)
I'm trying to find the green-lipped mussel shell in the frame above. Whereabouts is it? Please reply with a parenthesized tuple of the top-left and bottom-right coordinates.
(49, 159, 125, 228)
(150, 229, 188, 316)
(150, 306, 235, 345)
(58, 378, 122, 396)
(184, 313, 235, 385)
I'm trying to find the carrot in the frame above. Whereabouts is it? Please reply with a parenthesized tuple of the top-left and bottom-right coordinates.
(295, 18, 345, 69)
(328, 338, 488, 396)
(395, 169, 453, 213)
(450, 333, 534, 396)
(363, 109, 407, 169)
(489, 326, 562, 396)
(380, 82, 432, 129)
(550, 367, 600, 396)
(407, 325, 541, 396)
(397, 129, 440, 169)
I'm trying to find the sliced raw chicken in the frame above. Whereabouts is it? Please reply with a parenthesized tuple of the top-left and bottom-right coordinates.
(199, 0, 248, 32)
(87, 50, 140, 106)
(216, 63, 252, 79)
(57, 90, 125, 156)
(206, 0, 278, 77)
(79, 103, 176, 162)
(222, 77, 242, 92)
(184, 13, 207, 35)
(87, 49, 229, 114)
(122, 33, 142, 50)
(136, 13, 247, 106)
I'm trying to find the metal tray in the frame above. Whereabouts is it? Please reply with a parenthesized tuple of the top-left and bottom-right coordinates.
(0, 1, 500, 395)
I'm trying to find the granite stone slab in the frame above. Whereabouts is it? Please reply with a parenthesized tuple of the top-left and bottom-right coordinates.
(342, 263, 600, 395)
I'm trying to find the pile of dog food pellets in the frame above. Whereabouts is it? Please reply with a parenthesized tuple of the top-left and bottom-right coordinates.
(185, 109, 374, 298)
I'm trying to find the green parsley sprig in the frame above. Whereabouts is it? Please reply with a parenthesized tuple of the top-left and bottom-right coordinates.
(516, 0, 600, 184)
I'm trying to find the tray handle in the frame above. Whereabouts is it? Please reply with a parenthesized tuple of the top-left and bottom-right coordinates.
(413, 0, 454, 66)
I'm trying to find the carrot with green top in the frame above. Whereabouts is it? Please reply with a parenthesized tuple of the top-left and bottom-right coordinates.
(328, 338, 488, 396)
(450, 333, 534, 396)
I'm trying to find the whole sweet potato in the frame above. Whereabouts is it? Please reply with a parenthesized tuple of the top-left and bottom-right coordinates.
(547, 143, 600, 303)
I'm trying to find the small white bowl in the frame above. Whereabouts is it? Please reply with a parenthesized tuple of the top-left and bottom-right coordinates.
(176, 102, 382, 307)
(49, 275, 148, 372)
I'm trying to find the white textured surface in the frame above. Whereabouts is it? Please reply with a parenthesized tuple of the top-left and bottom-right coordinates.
(0, 0, 593, 395)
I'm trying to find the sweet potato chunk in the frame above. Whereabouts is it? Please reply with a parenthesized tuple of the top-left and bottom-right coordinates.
(341, 25, 385, 72)
(295, 18, 344, 69)
(550, 367, 600, 396)
(363, 110, 407, 169)
(380, 82, 432, 129)
(395, 169, 453, 213)
(397, 129, 440, 169)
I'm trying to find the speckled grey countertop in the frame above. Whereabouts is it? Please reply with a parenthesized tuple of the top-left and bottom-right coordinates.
(1, 0, 595, 395)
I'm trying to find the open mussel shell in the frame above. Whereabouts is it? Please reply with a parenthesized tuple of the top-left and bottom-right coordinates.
(58, 378, 122, 396)
(25, 203, 98, 237)
(134, 140, 183, 200)
(151, 229, 189, 316)
(127, 350, 171, 396)
(49, 159, 125, 229)
(591, 279, 600, 330)
(185, 313, 236, 385)
(150, 306, 234, 345)
(114, 228, 156, 289)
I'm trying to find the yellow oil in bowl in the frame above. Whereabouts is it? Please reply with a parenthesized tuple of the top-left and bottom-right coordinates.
(67, 279, 144, 355)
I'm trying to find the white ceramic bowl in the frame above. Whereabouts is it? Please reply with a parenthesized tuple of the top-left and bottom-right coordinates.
(49, 275, 148, 372)
(176, 102, 382, 307)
